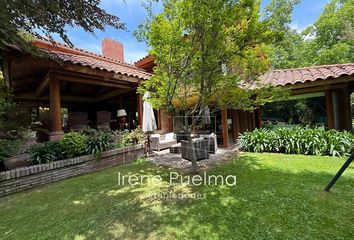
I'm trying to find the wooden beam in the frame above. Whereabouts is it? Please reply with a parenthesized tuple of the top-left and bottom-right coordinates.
(338, 88, 352, 131)
(36, 72, 51, 97)
(56, 74, 134, 89)
(52, 68, 140, 84)
(291, 84, 348, 95)
(96, 88, 132, 102)
(49, 77, 63, 140)
(232, 110, 240, 142)
(14, 93, 95, 103)
(13, 75, 40, 87)
(221, 109, 229, 147)
(2, 59, 11, 90)
(325, 90, 335, 129)
(289, 75, 354, 90)
(137, 94, 143, 127)
(254, 108, 262, 128)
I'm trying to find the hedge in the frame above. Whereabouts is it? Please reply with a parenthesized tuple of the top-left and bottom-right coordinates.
(238, 127, 354, 157)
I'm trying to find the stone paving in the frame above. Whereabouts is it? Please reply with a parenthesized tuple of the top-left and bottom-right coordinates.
(147, 145, 238, 171)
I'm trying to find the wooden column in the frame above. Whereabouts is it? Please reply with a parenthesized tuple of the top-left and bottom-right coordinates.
(49, 77, 63, 140)
(339, 88, 352, 131)
(232, 110, 240, 142)
(254, 108, 262, 128)
(137, 94, 143, 127)
(221, 109, 229, 147)
(325, 90, 335, 129)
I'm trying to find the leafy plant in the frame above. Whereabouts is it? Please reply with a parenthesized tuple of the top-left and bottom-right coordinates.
(60, 132, 87, 158)
(85, 131, 112, 160)
(0, 140, 21, 162)
(238, 127, 354, 157)
(114, 128, 145, 148)
(133, 157, 147, 166)
(114, 131, 132, 148)
(29, 141, 65, 165)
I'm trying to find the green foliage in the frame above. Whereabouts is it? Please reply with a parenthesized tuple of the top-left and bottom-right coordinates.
(137, 0, 275, 113)
(133, 157, 147, 166)
(137, 0, 287, 172)
(29, 141, 65, 165)
(60, 132, 87, 158)
(265, 0, 354, 68)
(0, 140, 21, 161)
(1, 72, 33, 137)
(238, 127, 354, 157)
(0, 0, 124, 55)
(114, 128, 145, 148)
(85, 131, 112, 160)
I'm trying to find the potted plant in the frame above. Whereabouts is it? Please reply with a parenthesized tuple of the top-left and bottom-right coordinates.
(0, 140, 30, 170)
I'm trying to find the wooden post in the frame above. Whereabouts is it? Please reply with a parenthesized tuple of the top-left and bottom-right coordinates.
(255, 108, 262, 128)
(221, 109, 229, 147)
(325, 90, 335, 129)
(49, 77, 63, 140)
(137, 94, 143, 127)
(339, 88, 352, 131)
(232, 110, 240, 142)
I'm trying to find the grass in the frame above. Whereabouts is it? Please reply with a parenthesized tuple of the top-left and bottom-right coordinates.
(0, 153, 353, 239)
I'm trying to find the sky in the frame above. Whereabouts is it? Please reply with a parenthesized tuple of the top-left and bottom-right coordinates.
(55, 0, 331, 64)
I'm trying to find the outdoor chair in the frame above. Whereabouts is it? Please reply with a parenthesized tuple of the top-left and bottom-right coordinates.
(150, 132, 177, 151)
(199, 133, 218, 154)
(68, 112, 89, 131)
(96, 111, 112, 130)
(181, 137, 209, 161)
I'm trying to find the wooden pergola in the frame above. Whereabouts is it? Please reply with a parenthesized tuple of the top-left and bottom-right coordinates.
(2, 39, 149, 140)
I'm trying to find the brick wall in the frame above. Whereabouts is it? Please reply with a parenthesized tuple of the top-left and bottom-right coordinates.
(0, 145, 144, 197)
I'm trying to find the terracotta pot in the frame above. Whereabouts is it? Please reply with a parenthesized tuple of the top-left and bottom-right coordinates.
(3, 154, 30, 170)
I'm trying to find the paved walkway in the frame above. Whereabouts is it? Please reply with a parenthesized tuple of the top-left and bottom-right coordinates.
(147, 145, 238, 171)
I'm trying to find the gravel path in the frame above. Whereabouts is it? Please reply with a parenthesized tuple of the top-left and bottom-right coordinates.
(147, 145, 238, 171)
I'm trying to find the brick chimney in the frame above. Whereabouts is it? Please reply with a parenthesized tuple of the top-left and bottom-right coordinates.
(102, 38, 124, 62)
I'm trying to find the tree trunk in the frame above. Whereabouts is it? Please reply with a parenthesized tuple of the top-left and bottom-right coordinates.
(187, 131, 198, 173)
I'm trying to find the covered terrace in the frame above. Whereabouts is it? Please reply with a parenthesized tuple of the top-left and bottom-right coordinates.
(260, 63, 354, 131)
(2, 39, 150, 140)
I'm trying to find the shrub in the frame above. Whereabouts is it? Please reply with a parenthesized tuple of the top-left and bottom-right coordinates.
(29, 141, 65, 165)
(60, 132, 87, 158)
(85, 131, 112, 159)
(126, 127, 144, 144)
(238, 127, 354, 157)
(114, 130, 131, 148)
(114, 128, 145, 148)
(0, 140, 21, 161)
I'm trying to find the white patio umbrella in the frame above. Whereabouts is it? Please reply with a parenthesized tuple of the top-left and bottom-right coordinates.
(142, 92, 157, 154)
(142, 92, 157, 133)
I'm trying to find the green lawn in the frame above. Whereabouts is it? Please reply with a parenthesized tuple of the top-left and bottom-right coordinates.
(1, 153, 354, 240)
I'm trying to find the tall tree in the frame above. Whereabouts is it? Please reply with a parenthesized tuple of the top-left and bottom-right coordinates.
(305, 0, 354, 64)
(137, 0, 284, 172)
(263, 0, 303, 69)
(265, 0, 354, 69)
(0, 0, 125, 54)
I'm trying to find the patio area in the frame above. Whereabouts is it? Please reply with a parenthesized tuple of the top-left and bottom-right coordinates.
(148, 145, 238, 170)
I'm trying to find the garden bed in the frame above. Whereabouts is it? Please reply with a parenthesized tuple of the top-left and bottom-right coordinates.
(0, 144, 144, 197)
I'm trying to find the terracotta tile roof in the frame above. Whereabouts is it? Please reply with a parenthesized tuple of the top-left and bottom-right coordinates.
(260, 63, 354, 86)
(34, 39, 151, 80)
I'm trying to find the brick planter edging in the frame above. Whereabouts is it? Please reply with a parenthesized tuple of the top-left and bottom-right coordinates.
(0, 144, 144, 197)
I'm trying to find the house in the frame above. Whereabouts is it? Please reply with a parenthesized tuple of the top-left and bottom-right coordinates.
(2, 38, 354, 146)
(136, 56, 354, 146)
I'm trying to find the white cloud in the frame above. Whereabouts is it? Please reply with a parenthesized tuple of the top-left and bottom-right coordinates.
(289, 22, 306, 33)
